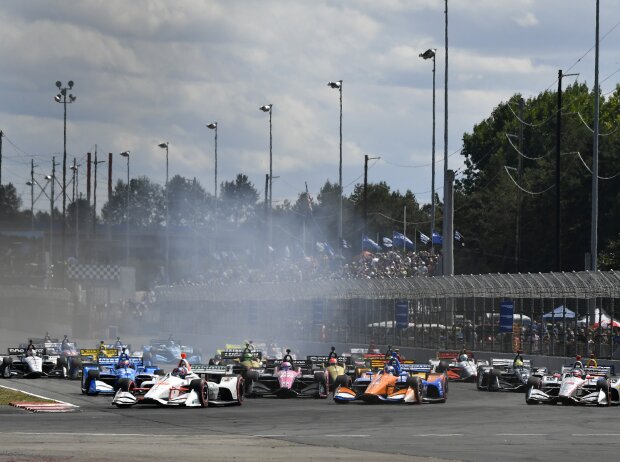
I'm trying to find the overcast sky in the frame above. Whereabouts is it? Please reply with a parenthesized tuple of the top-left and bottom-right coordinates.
(1, 0, 619, 212)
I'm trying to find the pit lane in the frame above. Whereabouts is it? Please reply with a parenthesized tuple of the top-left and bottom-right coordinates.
(1, 378, 619, 462)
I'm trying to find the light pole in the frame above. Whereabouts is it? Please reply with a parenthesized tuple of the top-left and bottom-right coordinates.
(420, 49, 437, 253)
(206, 123, 218, 212)
(327, 80, 343, 253)
(54, 80, 76, 283)
(120, 151, 130, 266)
(70, 160, 80, 259)
(158, 142, 170, 283)
(259, 105, 273, 248)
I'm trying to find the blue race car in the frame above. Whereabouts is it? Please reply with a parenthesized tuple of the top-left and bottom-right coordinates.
(81, 353, 163, 395)
(142, 339, 202, 365)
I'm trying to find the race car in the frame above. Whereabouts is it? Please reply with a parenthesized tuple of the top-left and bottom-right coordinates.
(525, 364, 615, 405)
(333, 360, 447, 404)
(1, 347, 52, 378)
(477, 359, 547, 392)
(27, 337, 83, 379)
(81, 351, 163, 395)
(111, 364, 244, 408)
(245, 359, 328, 398)
(429, 350, 481, 382)
(142, 338, 201, 365)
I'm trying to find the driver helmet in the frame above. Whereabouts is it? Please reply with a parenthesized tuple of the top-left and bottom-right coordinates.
(242, 352, 252, 362)
(281, 361, 292, 371)
(329, 358, 337, 366)
(572, 369, 583, 378)
(181, 352, 187, 359)
(459, 354, 468, 362)
(384, 364, 395, 375)
(174, 366, 188, 378)
(120, 359, 130, 368)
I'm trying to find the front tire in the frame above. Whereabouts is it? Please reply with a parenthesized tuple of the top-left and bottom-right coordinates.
(406, 376, 423, 404)
(488, 369, 501, 392)
(525, 377, 541, 405)
(236, 377, 245, 405)
(190, 379, 208, 408)
(82, 369, 100, 394)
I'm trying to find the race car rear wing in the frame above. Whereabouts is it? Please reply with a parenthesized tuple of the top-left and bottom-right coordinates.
(97, 356, 144, 367)
(221, 349, 263, 360)
(79, 348, 121, 361)
(191, 364, 234, 376)
(491, 358, 531, 368)
(402, 363, 432, 373)
(369, 358, 416, 369)
(560, 365, 614, 376)
(306, 355, 351, 365)
(437, 350, 474, 360)
(7, 347, 45, 356)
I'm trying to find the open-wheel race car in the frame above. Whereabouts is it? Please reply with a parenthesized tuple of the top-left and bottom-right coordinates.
(81, 350, 163, 395)
(1, 347, 52, 379)
(525, 364, 617, 406)
(244, 358, 328, 399)
(333, 357, 448, 404)
(429, 350, 481, 382)
(477, 358, 548, 392)
(111, 364, 244, 408)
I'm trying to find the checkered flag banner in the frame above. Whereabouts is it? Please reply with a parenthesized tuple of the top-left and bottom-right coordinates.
(67, 263, 120, 281)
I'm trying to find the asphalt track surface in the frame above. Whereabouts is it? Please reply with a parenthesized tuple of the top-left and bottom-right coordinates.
(1, 378, 620, 462)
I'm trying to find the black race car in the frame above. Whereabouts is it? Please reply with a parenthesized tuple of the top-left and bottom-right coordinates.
(477, 358, 547, 392)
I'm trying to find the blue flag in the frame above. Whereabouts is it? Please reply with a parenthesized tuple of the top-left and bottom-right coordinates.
(432, 231, 443, 245)
(362, 235, 382, 252)
(382, 237, 393, 249)
(419, 232, 430, 245)
(393, 231, 414, 251)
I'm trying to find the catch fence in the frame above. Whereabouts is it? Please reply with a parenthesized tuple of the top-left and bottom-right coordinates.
(155, 271, 620, 359)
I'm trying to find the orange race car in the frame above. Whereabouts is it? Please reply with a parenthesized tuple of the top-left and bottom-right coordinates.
(333, 358, 448, 404)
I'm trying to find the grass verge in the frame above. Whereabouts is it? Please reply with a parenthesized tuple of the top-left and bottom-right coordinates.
(0, 386, 55, 405)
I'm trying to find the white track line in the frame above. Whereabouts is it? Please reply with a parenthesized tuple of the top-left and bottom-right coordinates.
(496, 433, 547, 436)
(325, 435, 369, 437)
(416, 434, 463, 437)
(0, 384, 78, 407)
(572, 433, 620, 437)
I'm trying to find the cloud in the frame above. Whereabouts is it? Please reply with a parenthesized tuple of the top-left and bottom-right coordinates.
(514, 12, 539, 27)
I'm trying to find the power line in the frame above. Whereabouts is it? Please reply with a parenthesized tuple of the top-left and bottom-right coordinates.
(505, 133, 552, 160)
(574, 151, 620, 180)
(570, 111, 620, 136)
(382, 147, 461, 169)
(503, 166, 555, 195)
(506, 102, 558, 128)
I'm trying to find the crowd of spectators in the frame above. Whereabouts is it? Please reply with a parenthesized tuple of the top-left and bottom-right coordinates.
(171, 248, 440, 287)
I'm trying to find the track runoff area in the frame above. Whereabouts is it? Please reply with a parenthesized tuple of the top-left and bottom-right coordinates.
(1, 375, 619, 462)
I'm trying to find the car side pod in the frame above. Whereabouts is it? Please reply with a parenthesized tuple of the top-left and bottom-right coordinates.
(333, 386, 356, 403)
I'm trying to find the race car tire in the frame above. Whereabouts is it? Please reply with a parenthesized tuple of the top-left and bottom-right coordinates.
(435, 360, 450, 373)
(154, 368, 165, 376)
(245, 370, 260, 396)
(525, 377, 542, 405)
(596, 379, 611, 407)
(82, 369, 100, 394)
(488, 369, 501, 392)
(118, 378, 135, 392)
(56, 356, 68, 378)
(1, 357, 12, 378)
(236, 377, 245, 405)
(334, 374, 352, 389)
(190, 379, 208, 408)
(68, 357, 82, 380)
(314, 372, 328, 399)
(476, 367, 487, 390)
(406, 376, 423, 404)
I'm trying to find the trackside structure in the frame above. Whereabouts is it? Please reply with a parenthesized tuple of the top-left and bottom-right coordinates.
(155, 271, 620, 359)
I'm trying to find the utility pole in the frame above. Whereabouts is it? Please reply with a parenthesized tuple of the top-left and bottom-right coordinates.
(556, 69, 577, 272)
(0, 130, 3, 185)
(50, 157, 56, 264)
(264, 173, 269, 250)
(30, 159, 35, 234)
(516, 97, 524, 272)
(591, 0, 600, 271)
(107, 153, 112, 202)
(363, 154, 380, 235)
(93, 152, 104, 238)
(442, 0, 450, 270)
(86, 151, 91, 241)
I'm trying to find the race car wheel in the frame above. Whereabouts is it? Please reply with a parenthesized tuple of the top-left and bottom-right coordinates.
(488, 369, 501, 392)
(476, 368, 487, 390)
(333, 375, 352, 389)
(57, 356, 68, 378)
(236, 377, 245, 405)
(82, 369, 100, 394)
(245, 370, 260, 396)
(406, 376, 423, 404)
(596, 379, 611, 407)
(436, 360, 450, 373)
(1, 357, 12, 378)
(190, 379, 208, 408)
(154, 368, 165, 376)
(68, 357, 82, 380)
(118, 378, 135, 392)
(314, 372, 328, 399)
(526, 376, 542, 389)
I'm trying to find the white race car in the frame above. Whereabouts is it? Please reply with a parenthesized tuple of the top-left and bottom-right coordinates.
(112, 364, 244, 408)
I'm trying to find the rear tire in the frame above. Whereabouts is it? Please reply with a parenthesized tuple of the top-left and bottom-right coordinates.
(245, 370, 260, 396)
(333, 374, 352, 389)
(488, 369, 501, 392)
(236, 377, 245, 405)
(314, 372, 328, 398)
(406, 376, 423, 404)
(436, 360, 450, 373)
(82, 369, 100, 394)
(1, 357, 12, 378)
(190, 378, 208, 408)
(476, 368, 487, 390)
(596, 379, 611, 407)
(68, 357, 82, 380)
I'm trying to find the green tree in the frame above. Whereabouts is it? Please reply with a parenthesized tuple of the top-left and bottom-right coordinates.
(166, 175, 211, 227)
(219, 174, 259, 225)
(101, 177, 165, 227)
(0, 183, 22, 219)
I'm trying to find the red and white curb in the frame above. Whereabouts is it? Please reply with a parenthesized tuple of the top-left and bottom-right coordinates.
(1, 384, 79, 413)
(10, 402, 77, 413)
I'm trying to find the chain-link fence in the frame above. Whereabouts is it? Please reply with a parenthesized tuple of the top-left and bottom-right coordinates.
(155, 271, 620, 359)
